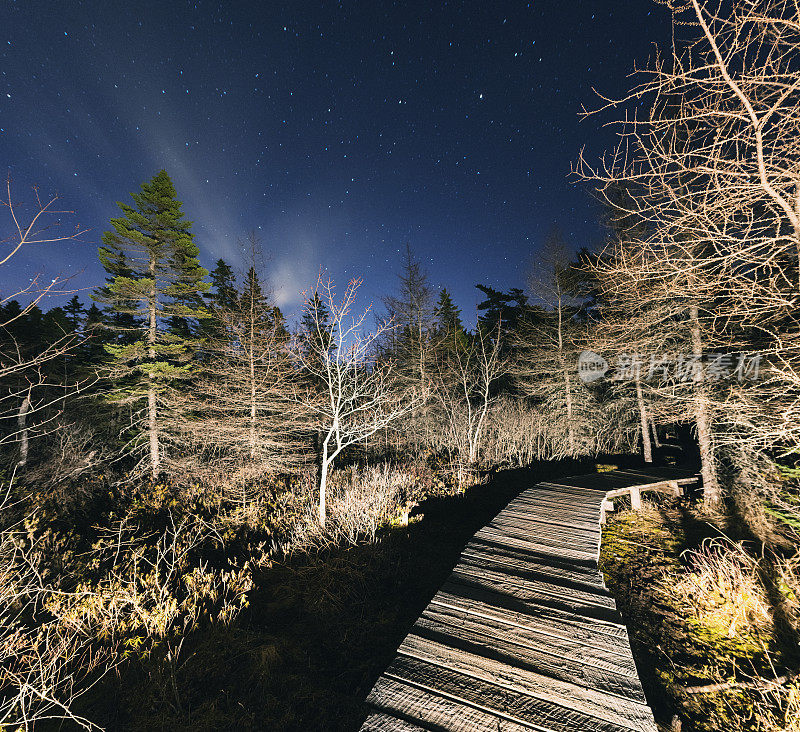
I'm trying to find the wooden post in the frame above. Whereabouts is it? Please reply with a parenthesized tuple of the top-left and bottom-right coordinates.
(669, 480, 682, 497)
(630, 487, 642, 511)
(600, 499, 614, 525)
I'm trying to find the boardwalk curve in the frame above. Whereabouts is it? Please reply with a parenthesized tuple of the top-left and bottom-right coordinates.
(359, 467, 697, 732)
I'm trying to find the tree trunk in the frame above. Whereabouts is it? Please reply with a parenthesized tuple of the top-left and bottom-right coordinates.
(148, 385, 158, 480)
(563, 366, 575, 455)
(557, 296, 575, 455)
(650, 415, 662, 448)
(148, 256, 159, 480)
(319, 436, 330, 527)
(635, 377, 653, 463)
(249, 354, 257, 460)
(17, 395, 31, 467)
(688, 305, 720, 507)
(249, 289, 257, 459)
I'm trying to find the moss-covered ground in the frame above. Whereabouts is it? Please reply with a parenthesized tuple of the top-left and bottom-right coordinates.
(601, 497, 799, 731)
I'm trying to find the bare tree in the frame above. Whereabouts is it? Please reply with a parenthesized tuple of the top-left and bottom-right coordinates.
(178, 234, 302, 488)
(293, 276, 416, 526)
(574, 0, 800, 506)
(0, 483, 105, 730)
(431, 323, 507, 485)
(0, 175, 88, 464)
(514, 234, 602, 458)
(0, 176, 102, 728)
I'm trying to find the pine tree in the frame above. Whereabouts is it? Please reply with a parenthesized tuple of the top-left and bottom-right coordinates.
(300, 291, 333, 362)
(93, 170, 209, 479)
(95, 248, 138, 342)
(63, 295, 84, 331)
(434, 288, 465, 334)
(209, 258, 238, 309)
(268, 306, 289, 343)
(476, 285, 529, 340)
(83, 304, 108, 365)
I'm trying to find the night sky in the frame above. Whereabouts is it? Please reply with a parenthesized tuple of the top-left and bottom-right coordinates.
(0, 1, 671, 322)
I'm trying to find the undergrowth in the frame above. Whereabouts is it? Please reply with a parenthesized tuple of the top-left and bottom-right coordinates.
(69, 461, 587, 731)
(601, 498, 800, 731)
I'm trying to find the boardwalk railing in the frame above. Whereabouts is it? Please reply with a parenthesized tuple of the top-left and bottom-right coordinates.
(359, 467, 698, 732)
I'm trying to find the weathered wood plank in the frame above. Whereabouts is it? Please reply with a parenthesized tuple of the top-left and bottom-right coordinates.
(419, 602, 636, 671)
(474, 527, 598, 562)
(360, 711, 430, 731)
(465, 535, 600, 571)
(412, 608, 641, 686)
(367, 675, 532, 731)
(512, 489, 606, 506)
(456, 554, 612, 598)
(394, 635, 655, 730)
(479, 523, 601, 555)
(458, 546, 608, 588)
(483, 525, 600, 553)
(496, 507, 600, 529)
(490, 511, 601, 534)
(447, 566, 620, 622)
(384, 655, 642, 732)
(430, 587, 633, 650)
(503, 501, 603, 521)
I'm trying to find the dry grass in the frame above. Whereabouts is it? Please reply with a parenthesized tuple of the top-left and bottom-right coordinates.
(667, 539, 772, 638)
(749, 676, 800, 732)
(286, 463, 415, 551)
(775, 553, 800, 634)
(602, 502, 800, 731)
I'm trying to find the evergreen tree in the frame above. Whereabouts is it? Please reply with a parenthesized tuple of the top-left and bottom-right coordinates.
(209, 258, 238, 309)
(0, 301, 24, 349)
(476, 284, 529, 339)
(25, 306, 44, 353)
(95, 248, 138, 342)
(382, 244, 434, 376)
(268, 306, 289, 343)
(433, 288, 464, 335)
(41, 307, 70, 346)
(83, 303, 109, 365)
(63, 295, 85, 331)
(433, 288, 468, 351)
(93, 170, 209, 479)
(300, 291, 333, 361)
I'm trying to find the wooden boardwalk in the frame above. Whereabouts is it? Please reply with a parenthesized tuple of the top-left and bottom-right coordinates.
(360, 467, 697, 732)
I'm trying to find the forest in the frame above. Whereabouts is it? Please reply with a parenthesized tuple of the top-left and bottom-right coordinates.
(3, 0, 800, 730)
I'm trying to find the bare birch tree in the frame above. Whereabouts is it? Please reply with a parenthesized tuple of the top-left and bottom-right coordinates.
(0, 176, 106, 728)
(293, 276, 415, 526)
